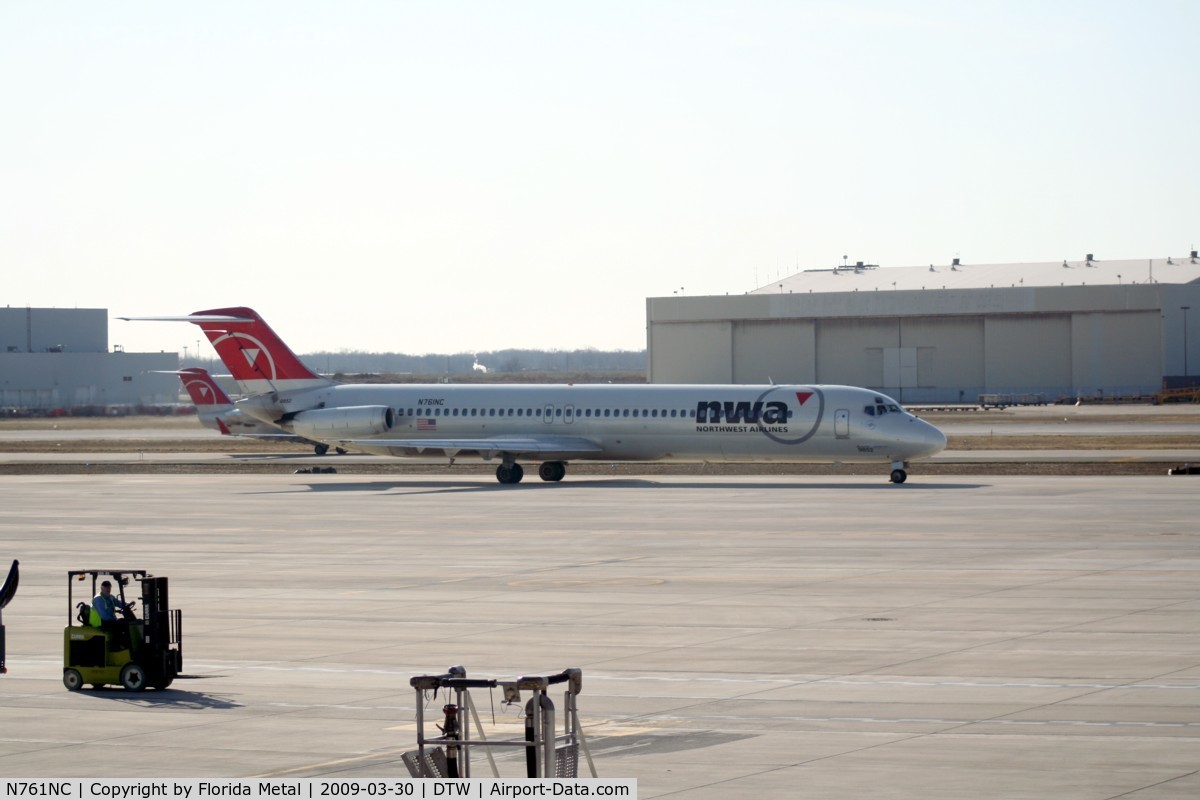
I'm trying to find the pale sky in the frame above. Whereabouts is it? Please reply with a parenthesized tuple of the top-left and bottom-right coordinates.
(3, 1, 1197, 356)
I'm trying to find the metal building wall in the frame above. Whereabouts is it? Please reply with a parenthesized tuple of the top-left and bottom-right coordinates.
(813, 318, 896, 387)
(0, 308, 179, 409)
(646, 283, 1200, 401)
(731, 320, 815, 383)
(0, 307, 107, 353)
(0, 353, 179, 408)
(647, 320, 732, 383)
(0, 352, 180, 410)
(983, 315, 1072, 396)
(1071, 311, 1162, 397)
(897, 317, 985, 402)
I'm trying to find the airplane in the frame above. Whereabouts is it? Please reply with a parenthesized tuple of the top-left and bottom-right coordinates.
(123, 307, 946, 484)
(174, 367, 344, 455)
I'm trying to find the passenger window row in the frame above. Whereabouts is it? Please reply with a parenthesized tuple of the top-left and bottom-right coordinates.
(399, 407, 698, 419)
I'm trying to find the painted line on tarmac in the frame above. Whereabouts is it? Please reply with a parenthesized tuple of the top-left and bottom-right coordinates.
(637, 713, 1200, 729)
(15, 658, 1200, 692)
(174, 662, 1200, 692)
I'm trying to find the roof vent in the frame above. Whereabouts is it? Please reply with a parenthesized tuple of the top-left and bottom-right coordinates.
(1086, 253, 1095, 266)
(952, 257, 960, 266)
(1191, 250, 1198, 262)
(1062, 260, 1070, 268)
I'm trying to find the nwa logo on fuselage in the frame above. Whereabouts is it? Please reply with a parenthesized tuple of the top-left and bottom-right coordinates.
(695, 400, 789, 425)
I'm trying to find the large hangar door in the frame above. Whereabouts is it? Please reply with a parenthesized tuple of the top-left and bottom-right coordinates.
(985, 315, 1070, 395)
(883, 348, 918, 389)
(649, 321, 733, 383)
(731, 320, 815, 384)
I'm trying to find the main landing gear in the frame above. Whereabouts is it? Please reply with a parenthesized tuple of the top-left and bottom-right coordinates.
(496, 463, 524, 484)
(495, 461, 568, 485)
(538, 461, 566, 482)
(889, 460, 908, 484)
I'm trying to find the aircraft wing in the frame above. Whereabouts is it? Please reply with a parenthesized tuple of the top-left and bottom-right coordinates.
(223, 429, 325, 446)
(231, 432, 309, 441)
(338, 435, 604, 460)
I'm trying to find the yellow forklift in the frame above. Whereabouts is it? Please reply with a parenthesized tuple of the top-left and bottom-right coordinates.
(63, 569, 182, 691)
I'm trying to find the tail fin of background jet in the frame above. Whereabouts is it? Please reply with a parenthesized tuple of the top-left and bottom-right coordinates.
(188, 307, 332, 395)
(177, 367, 233, 408)
(171, 368, 235, 433)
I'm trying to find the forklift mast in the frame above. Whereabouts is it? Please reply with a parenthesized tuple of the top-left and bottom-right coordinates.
(140, 575, 181, 654)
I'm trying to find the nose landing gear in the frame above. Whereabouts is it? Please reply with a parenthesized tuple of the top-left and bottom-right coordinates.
(889, 460, 908, 484)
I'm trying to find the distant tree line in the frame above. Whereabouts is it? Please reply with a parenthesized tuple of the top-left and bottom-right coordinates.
(301, 348, 647, 377)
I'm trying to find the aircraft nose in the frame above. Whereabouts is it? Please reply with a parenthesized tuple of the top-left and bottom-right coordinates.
(918, 419, 947, 456)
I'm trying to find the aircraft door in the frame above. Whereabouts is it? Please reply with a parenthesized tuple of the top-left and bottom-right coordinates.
(543, 404, 554, 425)
(834, 408, 850, 439)
(564, 404, 575, 424)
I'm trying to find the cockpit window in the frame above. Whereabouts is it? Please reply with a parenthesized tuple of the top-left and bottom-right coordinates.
(863, 405, 875, 417)
(873, 395, 906, 414)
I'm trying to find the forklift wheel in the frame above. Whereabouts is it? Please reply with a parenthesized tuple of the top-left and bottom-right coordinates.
(119, 662, 148, 692)
(153, 677, 174, 690)
(63, 669, 84, 691)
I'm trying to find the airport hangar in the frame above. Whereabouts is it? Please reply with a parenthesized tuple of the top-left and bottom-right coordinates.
(647, 252, 1200, 405)
(0, 306, 177, 410)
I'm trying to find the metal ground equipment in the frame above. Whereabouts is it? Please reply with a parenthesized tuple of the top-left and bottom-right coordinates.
(62, 569, 182, 691)
(0, 559, 17, 675)
(403, 666, 597, 779)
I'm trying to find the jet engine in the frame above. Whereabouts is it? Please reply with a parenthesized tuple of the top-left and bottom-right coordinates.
(289, 405, 395, 439)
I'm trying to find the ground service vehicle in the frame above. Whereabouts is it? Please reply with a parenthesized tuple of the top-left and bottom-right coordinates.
(63, 569, 182, 691)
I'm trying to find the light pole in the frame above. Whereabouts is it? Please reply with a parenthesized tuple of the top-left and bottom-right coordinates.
(1183, 306, 1191, 377)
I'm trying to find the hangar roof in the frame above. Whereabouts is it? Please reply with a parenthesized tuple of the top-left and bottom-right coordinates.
(750, 254, 1200, 295)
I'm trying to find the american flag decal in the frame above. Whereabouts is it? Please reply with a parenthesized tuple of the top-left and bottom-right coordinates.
(417, 418, 437, 431)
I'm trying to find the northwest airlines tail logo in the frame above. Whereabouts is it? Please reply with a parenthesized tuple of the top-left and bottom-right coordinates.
(241, 349, 262, 369)
(210, 332, 277, 380)
(182, 379, 214, 404)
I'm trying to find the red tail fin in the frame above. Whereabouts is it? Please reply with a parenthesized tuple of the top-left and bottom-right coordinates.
(189, 307, 329, 394)
(178, 368, 231, 408)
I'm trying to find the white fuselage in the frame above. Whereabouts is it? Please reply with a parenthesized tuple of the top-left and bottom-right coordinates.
(238, 383, 945, 465)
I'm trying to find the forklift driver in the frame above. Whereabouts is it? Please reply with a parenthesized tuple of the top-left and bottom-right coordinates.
(91, 580, 134, 650)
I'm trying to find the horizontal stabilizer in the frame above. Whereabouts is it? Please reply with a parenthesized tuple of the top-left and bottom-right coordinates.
(118, 314, 255, 323)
